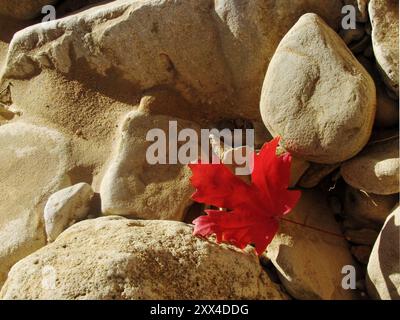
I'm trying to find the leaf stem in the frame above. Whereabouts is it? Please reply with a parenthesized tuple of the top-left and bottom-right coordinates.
(279, 217, 345, 239)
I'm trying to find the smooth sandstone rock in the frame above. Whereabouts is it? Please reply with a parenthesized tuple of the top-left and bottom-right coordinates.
(0, 122, 71, 288)
(366, 206, 400, 300)
(260, 13, 376, 164)
(0, 0, 57, 20)
(44, 183, 94, 242)
(369, 0, 399, 95)
(100, 109, 199, 220)
(1, 0, 343, 120)
(341, 138, 399, 195)
(266, 190, 358, 300)
(344, 185, 398, 224)
(0, 216, 287, 300)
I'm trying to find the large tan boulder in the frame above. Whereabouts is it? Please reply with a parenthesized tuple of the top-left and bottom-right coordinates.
(0, 0, 57, 20)
(260, 13, 376, 164)
(0, 216, 287, 300)
(266, 190, 358, 300)
(100, 108, 199, 220)
(1, 0, 343, 120)
(366, 206, 400, 300)
(369, 0, 399, 95)
(341, 137, 399, 195)
(0, 122, 71, 288)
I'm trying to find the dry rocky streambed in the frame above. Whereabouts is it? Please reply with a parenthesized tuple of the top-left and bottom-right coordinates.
(0, 0, 398, 300)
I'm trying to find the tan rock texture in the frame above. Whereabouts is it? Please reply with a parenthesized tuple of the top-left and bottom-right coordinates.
(344, 185, 398, 224)
(0, 216, 287, 300)
(1, 0, 343, 120)
(366, 206, 400, 300)
(44, 183, 94, 242)
(266, 190, 358, 300)
(100, 108, 199, 220)
(341, 137, 399, 195)
(0, 122, 71, 288)
(260, 13, 376, 164)
(369, 0, 399, 95)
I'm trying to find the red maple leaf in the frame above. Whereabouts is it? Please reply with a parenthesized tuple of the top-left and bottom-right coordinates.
(188, 137, 301, 255)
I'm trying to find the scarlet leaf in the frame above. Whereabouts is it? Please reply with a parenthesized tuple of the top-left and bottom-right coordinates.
(189, 137, 301, 255)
